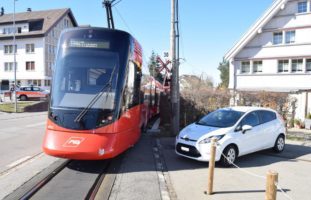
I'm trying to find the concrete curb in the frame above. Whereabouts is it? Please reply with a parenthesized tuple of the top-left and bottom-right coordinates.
(152, 138, 178, 200)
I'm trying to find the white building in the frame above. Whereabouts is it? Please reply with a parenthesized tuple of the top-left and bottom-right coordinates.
(225, 0, 311, 120)
(0, 8, 77, 89)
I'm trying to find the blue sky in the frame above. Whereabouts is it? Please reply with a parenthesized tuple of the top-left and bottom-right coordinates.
(1, 0, 273, 84)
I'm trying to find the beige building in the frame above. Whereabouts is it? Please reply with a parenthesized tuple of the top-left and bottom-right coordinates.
(0, 8, 78, 89)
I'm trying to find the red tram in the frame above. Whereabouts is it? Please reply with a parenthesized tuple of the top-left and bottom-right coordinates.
(42, 27, 162, 160)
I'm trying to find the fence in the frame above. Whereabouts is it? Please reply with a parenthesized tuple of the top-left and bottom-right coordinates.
(207, 138, 293, 200)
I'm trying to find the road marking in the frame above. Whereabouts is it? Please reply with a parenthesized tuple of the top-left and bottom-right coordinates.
(1, 153, 43, 177)
(153, 139, 172, 200)
(0, 112, 47, 121)
(25, 122, 46, 128)
(7, 156, 32, 168)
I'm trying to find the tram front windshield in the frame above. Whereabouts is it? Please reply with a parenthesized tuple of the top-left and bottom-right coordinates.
(51, 48, 119, 111)
(48, 29, 132, 130)
(50, 45, 119, 130)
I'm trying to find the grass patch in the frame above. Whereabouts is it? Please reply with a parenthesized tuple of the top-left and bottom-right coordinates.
(0, 102, 38, 113)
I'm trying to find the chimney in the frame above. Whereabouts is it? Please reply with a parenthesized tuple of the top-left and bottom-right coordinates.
(0, 7, 4, 16)
(27, 8, 32, 12)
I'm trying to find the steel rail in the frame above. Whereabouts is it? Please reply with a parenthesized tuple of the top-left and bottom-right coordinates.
(85, 160, 111, 200)
(19, 160, 71, 200)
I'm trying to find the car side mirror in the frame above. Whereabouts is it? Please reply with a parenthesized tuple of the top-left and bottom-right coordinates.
(235, 125, 241, 132)
(242, 125, 252, 134)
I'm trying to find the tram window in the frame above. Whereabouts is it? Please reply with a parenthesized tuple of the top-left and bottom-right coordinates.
(67, 71, 82, 92)
(88, 69, 108, 86)
(123, 61, 141, 110)
(124, 62, 135, 108)
(133, 67, 141, 105)
(52, 50, 118, 110)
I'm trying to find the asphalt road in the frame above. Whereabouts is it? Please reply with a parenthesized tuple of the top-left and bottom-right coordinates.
(0, 112, 48, 174)
(0, 111, 61, 200)
(159, 138, 311, 200)
(1, 112, 310, 200)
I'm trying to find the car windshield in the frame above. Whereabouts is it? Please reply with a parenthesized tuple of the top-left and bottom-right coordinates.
(197, 109, 245, 128)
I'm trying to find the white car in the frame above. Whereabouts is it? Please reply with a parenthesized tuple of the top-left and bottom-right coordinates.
(175, 107, 286, 166)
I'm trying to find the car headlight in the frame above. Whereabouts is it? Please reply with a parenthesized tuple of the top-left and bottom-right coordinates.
(199, 135, 225, 144)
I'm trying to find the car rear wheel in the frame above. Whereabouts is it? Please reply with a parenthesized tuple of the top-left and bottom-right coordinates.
(273, 135, 285, 153)
(220, 145, 237, 167)
(20, 95, 28, 101)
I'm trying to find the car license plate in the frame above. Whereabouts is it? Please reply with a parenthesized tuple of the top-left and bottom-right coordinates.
(181, 146, 190, 152)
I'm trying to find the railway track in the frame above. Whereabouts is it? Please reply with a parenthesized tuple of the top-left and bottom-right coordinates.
(19, 160, 70, 200)
(4, 156, 122, 200)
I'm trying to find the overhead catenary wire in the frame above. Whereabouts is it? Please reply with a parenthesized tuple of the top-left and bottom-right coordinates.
(114, 6, 149, 73)
(112, 0, 123, 6)
(173, 4, 203, 78)
(114, 7, 134, 36)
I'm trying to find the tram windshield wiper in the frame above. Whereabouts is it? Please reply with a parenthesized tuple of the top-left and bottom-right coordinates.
(74, 66, 117, 123)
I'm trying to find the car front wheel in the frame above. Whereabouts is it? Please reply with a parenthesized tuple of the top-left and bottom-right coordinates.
(273, 135, 285, 153)
(220, 145, 237, 167)
(20, 95, 28, 101)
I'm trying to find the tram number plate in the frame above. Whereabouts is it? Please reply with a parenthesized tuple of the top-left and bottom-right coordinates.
(181, 146, 190, 152)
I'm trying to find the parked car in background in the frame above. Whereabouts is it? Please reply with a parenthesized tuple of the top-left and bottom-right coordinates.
(16, 86, 50, 101)
(175, 107, 286, 167)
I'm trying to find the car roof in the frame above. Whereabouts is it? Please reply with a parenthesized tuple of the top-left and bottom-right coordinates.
(221, 106, 275, 113)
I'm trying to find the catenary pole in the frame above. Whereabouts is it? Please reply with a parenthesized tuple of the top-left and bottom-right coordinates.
(176, 0, 180, 135)
(13, 0, 17, 112)
(170, 0, 179, 136)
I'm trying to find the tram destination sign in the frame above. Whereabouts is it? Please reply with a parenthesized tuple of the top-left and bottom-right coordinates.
(69, 39, 110, 49)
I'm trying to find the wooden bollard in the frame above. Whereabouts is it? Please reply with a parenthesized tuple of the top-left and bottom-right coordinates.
(265, 170, 278, 200)
(207, 138, 217, 195)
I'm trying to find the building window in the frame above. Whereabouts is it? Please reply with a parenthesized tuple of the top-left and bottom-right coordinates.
(273, 32, 283, 45)
(285, 31, 295, 44)
(253, 61, 263, 73)
(64, 19, 69, 28)
(298, 1, 307, 13)
(241, 61, 250, 74)
(307, 59, 311, 72)
(278, 60, 289, 72)
(45, 80, 51, 86)
(4, 45, 17, 54)
(4, 62, 17, 72)
(26, 61, 35, 71)
(26, 44, 35, 53)
(2, 27, 16, 35)
(291, 59, 303, 72)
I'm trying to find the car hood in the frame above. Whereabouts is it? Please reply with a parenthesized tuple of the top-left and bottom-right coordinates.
(179, 123, 231, 141)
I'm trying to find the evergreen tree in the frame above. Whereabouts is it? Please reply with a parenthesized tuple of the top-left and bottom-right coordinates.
(148, 51, 157, 77)
(148, 51, 164, 82)
(218, 58, 229, 88)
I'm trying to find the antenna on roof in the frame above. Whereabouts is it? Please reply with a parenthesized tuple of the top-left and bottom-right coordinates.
(0, 7, 4, 16)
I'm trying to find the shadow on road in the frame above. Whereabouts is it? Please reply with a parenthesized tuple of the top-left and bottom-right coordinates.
(63, 136, 310, 173)
(158, 137, 311, 170)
